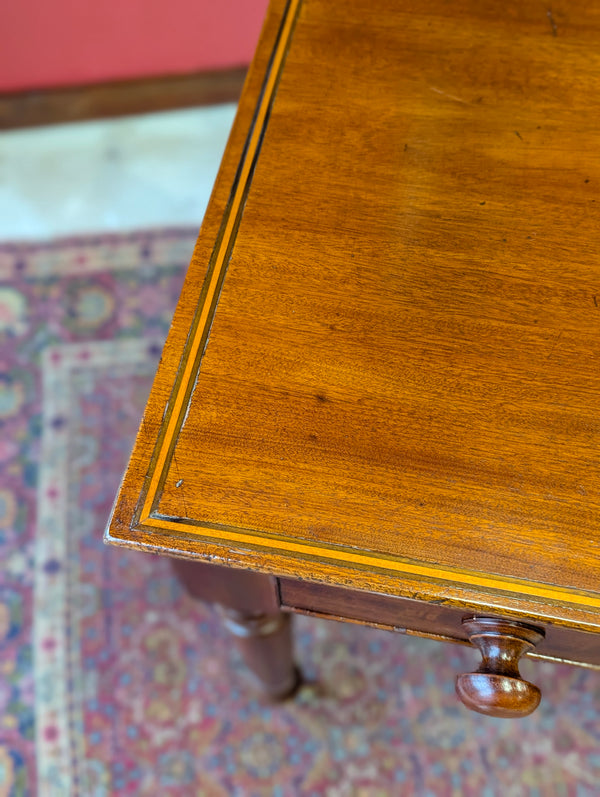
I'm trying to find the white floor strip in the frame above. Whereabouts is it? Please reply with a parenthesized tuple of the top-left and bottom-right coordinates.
(0, 104, 236, 240)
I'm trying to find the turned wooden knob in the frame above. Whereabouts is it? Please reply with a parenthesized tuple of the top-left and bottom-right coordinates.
(456, 617, 545, 718)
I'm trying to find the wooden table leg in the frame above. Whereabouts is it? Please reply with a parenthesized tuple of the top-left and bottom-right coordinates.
(172, 558, 300, 700)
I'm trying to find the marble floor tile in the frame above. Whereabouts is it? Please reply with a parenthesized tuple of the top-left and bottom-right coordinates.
(0, 104, 236, 241)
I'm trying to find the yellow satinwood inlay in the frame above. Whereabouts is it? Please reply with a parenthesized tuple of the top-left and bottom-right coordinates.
(135, 0, 600, 617)
(138, 515, 600, 611)
(141, 0, 302, 522)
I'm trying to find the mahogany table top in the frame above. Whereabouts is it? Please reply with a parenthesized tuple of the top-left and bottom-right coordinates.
(107, 0, 600, 634)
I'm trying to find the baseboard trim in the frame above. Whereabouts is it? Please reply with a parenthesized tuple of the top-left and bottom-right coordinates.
(0, 67, 247, 130)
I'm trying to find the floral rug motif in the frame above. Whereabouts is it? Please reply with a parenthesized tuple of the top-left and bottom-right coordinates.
(2, 230, 600, 796)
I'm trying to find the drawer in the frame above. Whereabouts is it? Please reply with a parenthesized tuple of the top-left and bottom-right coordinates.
(278, 578, 600, 668)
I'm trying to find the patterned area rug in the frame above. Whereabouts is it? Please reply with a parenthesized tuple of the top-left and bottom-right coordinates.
(2, 230, 600, 796)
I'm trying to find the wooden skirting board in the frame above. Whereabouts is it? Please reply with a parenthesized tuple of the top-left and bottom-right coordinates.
(0, 67, 247, 130)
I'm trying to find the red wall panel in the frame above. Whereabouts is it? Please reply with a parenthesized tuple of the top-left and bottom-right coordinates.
(0, 0, 269, 92)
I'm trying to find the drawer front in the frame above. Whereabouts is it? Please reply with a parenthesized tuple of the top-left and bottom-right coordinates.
(278, 578, 600, 668)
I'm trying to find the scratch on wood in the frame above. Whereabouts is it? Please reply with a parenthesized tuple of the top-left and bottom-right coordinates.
(173, 456, 189, 516)
(514, 130, 523, 141)
(429, 86, 469, 105)
(546, 329, 564, 360)
(547, 9, 558, 36)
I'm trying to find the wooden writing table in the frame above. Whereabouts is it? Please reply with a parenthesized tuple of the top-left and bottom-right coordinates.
(107, 0, 600, 717)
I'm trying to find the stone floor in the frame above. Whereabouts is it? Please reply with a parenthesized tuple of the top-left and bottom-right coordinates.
(0, 104, 236, 241)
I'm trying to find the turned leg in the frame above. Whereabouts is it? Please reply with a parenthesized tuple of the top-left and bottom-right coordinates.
(220, 608, 298, 699)
(172, 558, 299, 700)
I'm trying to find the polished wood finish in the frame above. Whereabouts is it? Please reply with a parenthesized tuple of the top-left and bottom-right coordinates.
(0, 68, 246, 130)
(173, 559, 298, 698)
(220, 610, 299, 700)
(279, 579, 600, 668)
(172, 558, 280, 613)
(107, 0, 600, 715)
(456, 618, 544, 718)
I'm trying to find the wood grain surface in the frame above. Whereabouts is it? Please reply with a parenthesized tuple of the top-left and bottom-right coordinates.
(0, 68, 247, 130)
(107, 0, 600, 638)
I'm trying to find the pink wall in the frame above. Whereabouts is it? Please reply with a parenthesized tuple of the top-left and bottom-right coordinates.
(0, 0, 269, 92)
